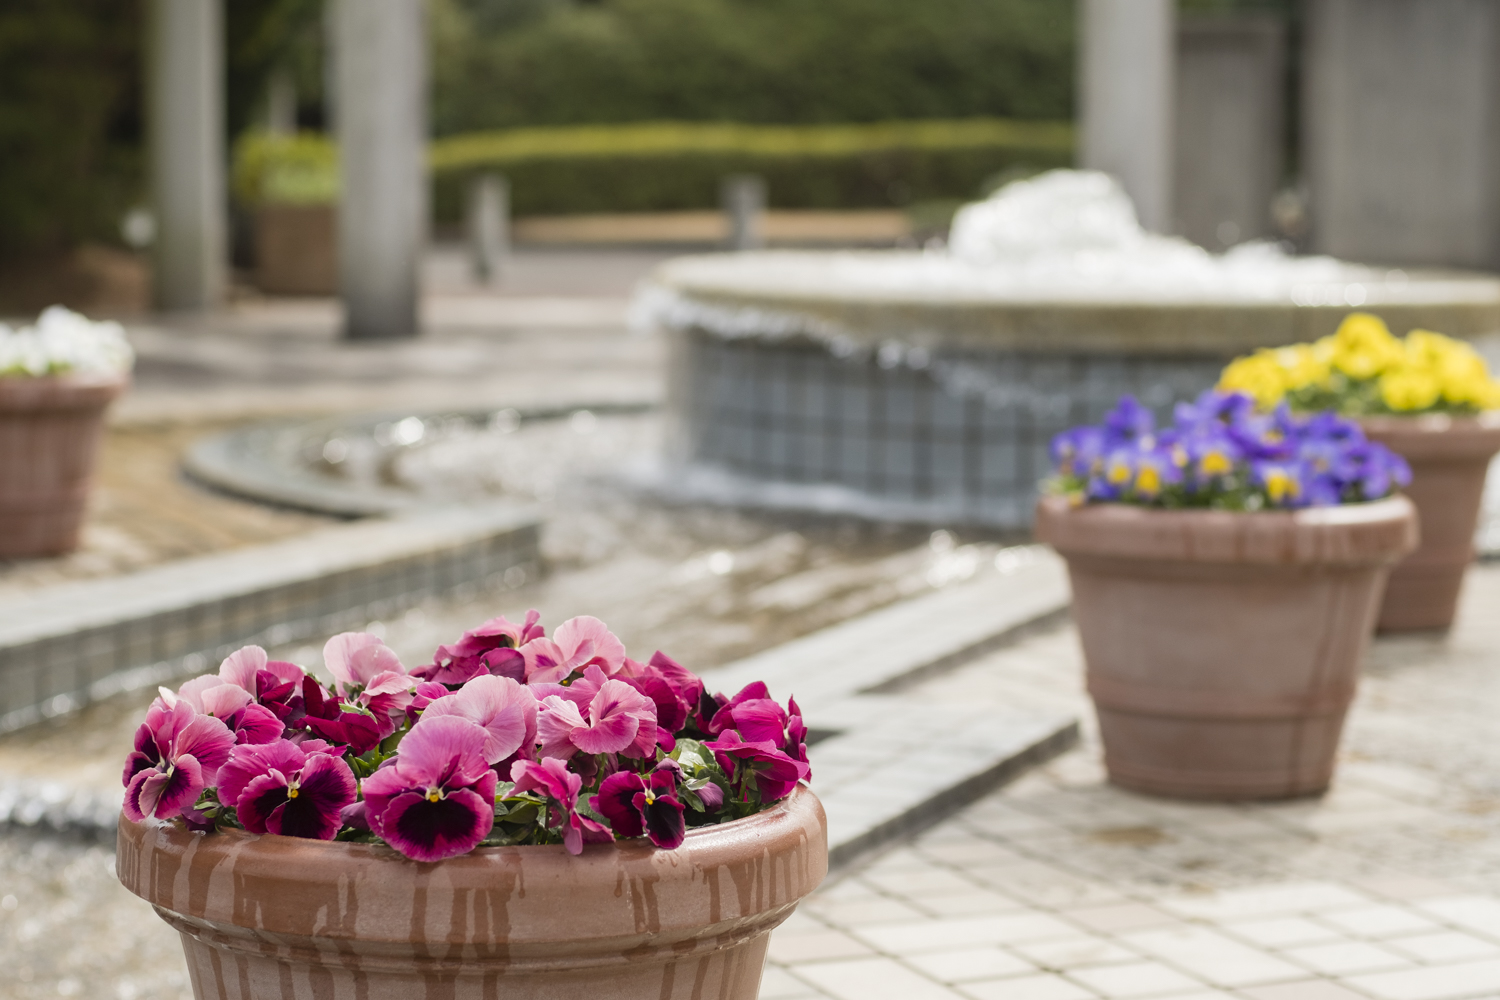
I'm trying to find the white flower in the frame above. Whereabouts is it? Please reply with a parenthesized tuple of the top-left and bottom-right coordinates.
(0, 306, 134, 377)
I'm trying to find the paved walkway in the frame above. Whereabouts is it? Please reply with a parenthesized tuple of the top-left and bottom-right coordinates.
(761, 563, 1500, 1000)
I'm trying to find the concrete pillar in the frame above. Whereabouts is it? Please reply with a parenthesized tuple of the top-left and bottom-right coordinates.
(1173, 14, 1287, 249)
(468, 174, 510, 285)
(332, 0, 427, 340)
(722, 175, 766, 251)
(1303, 0, 1500, 269)
(1078, 0, 1176, 233)
(147, 0, 225, 311)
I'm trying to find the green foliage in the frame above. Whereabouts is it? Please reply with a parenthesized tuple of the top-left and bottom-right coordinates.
(0, 1, 143, 258)
(427, 118, 1073, 218)
(431, 0, 1075, 135)
(233, 131, 340, 206)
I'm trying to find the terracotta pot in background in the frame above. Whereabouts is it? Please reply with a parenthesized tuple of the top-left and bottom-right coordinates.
(255, 203, 336, 295)
(0, 373, 127, 558)
(1361, 414, 1500, 632)
(117, 786, 827, 1000)
(1036, 495, 1417, 800)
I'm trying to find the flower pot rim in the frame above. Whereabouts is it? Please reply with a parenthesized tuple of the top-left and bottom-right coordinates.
(1356, 411, 1500, 432)
(1037, 492, 1412, 524)
(0, 370, 131, 386)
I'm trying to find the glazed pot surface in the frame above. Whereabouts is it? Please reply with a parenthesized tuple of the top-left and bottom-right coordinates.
(1037, 496, 1417, 800)
(0, 373, 127, 557)
(1361, 414, 1500, 632)
(117, 786, 827, 1000)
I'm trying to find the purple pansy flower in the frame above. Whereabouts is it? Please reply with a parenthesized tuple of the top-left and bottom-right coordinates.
(591, 765, 687, 849)
(216, 739, 356, 840)
(360, 715, 498, 861)
(122, 699, 236, 823)
(510, 757, 612, 855)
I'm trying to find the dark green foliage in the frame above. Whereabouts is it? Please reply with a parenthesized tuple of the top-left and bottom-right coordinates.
(432, 0, 1075, 135)
(0, 2, 143, 258)
(426, 119, 1073, 219)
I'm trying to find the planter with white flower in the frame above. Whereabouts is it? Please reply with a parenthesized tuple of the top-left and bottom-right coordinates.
(1037, 391, 1417, 800)
(0, 306, 133, 557)
(1221, 313, 1500, 631)
(115, 613, 824, 1000)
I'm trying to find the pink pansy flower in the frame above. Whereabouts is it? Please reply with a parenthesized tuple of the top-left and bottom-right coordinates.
(360, 715, 498, 861)
(216, 740, 356, 840)
(536, 677, 658, 759)
(122, 699, 236, 823)
(520, 615, 626, 684)
(703, 730, 810, 802)
(213, 645, 308, 723)
(407, 680, 453, 722)
(591, 764, 686, 849)
(705, 681, 771, 736)
(510, 758, 612, 855)
(419, 674, 538, 765)
(173, 676, 283, 745)
(418, 610, 543, 685)
(323, 633, 415, 737)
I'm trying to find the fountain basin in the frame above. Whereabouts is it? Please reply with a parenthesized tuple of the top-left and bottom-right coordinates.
(648, 250, 1500, 527)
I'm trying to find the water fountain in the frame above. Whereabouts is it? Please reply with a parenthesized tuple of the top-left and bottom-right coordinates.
(641, 170, 1500, 527)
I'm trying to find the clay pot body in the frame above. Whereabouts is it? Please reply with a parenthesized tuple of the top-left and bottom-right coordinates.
(0, 373, 126, 557)
(117, 787, 826, 1000)
(1036, 495, 1417, 800)
(1361, 414, 1500, 632)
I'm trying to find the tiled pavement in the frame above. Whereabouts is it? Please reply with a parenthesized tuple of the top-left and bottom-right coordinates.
(759, 562, 1500, 1000)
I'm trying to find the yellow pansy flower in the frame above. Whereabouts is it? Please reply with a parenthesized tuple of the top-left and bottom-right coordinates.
(1379, 366, 1442, 412)
(1330, 313, 1404, 380)
(1218, 351, 1288, 408)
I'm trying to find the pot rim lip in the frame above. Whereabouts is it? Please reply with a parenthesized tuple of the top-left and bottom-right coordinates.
(1035, 492, 1413, 525)
(1355, 410, 1500, 431)
(0, 370, 131, 388)
(123, 782, 819, 863)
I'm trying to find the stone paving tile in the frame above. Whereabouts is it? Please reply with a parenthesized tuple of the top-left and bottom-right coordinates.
(763, 566, 1500, 1000)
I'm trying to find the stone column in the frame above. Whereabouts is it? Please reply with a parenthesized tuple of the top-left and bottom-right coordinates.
(147, 0, 225, 312)
(332, 0, 427, 340)
(1174, 14, 1287, 249)
(1303, 0, 1500, 269)
(1077, 0, 1176, 233)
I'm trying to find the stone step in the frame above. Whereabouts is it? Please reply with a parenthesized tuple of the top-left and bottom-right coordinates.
(0, 503, 541, 734)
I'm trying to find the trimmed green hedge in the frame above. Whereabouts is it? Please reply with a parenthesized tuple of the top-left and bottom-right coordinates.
(428, 118, 1073, 219)
(232, 119, 1075, 219)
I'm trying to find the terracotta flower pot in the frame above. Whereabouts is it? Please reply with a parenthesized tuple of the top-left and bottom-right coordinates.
(0, 372, 126, 558)
(116, 786, 826, 1000)
(1035, 495, 1417, 800)
(1360, 414, 1500, 632)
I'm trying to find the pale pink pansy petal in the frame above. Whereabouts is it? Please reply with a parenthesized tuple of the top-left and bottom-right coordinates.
(553, 616, 626, 676)
(196, 682, 255, 719)
(536, 696, 588, 758)
(171, 714, 236, 784)
(324, 633, 406, 694)
(421, 675, 538, 765)
(218, 646, 268, 693)
(398, 715, 492, 788)
(572, 679, 655, 755)
(520, 638, 568, 684)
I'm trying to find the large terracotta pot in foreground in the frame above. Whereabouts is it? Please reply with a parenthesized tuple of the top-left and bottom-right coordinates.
(1360, 414, 1500, 632)
(0, 373, 126, 557)
(117, 786, 826, 1000)
(1036, 495, 1417, 800)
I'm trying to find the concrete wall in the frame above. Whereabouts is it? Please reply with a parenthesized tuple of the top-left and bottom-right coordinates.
(1174, 15, 1287, 251)
(1303, 0, 1500, 268)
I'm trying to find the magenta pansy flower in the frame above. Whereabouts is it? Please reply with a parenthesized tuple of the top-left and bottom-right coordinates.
(591, 765, 686, 849)
(420, 674, 538, 764)
(173, 676, 283, 745)
(703, 730, 810, 802)
(537, 677, 657, 759)
(360, 715, 498, 861)
(419, 610, 543, 685)
(213, 645, 308, 723)
(511, 758, 611, 855)
(520, 615, 626, 684)
(299, 676, 383, 755)
(216, 740, 356, 840)
(122, 699, 236, 822)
